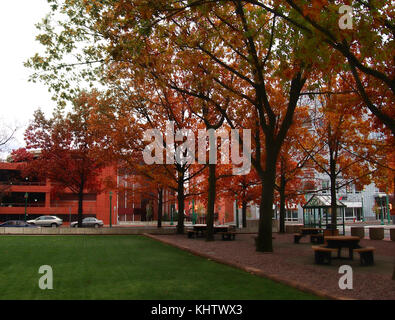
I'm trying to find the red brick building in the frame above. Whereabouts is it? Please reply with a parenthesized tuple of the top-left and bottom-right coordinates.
(0, 160, 176, 225)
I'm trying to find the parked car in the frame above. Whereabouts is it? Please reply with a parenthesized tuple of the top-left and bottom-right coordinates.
(0, 220, 39, 227)
(70, 217, 103, 228)
(27, 216, 63, 228)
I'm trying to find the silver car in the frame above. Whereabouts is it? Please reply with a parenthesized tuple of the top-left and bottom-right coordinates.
(70, 217, 103, 228)
(27, 216, 63, 228)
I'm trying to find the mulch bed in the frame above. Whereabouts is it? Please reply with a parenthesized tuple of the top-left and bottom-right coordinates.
(148, 233, 395, 300)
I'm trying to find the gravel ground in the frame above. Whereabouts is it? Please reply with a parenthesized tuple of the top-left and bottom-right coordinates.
(153, 233, 395, 300)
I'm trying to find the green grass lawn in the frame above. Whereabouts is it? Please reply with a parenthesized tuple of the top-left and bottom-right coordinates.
(0, 235, 319, 300)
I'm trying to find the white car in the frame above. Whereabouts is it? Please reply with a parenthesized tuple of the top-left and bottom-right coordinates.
(70, 217, 103, 228)
(27, 216, 63, 228)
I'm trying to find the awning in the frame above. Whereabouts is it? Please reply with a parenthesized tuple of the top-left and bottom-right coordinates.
(303, 195, 346, 208)
(344, 202, 362, 208)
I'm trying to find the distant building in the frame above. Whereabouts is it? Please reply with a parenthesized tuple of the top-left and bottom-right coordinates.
(0, 157, 175, 224)
(231, 175, 393, 225)
(295, 174, 392, 223)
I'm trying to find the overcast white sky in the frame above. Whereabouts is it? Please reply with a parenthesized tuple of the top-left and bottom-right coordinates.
(0, 0, 56, 157)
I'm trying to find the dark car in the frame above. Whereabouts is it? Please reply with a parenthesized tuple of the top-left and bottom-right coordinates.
(0, 220, 39, 227)
(70, 217, 103, 228)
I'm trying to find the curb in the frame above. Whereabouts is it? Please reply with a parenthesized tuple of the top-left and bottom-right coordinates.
(144, 233, 354, 301)
(0, 227, 177, 236)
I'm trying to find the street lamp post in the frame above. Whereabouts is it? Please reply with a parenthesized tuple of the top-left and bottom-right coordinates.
(380, 195, 384, 225)
(192, 199, 196, 225)
(109, 191, 113, 228)
(361, 196, 365, 222)
(386, 189, 391, 225)
(24, 192, 28, 222)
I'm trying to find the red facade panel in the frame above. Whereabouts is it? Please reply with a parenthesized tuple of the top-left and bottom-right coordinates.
(0, 161, 175, 225)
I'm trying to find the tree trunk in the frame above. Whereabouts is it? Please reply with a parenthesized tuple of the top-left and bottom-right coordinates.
(242, 200, 247, 228)
(206, 163, 216, 241)
(157, 188, 163, 228)
(77, 188, 83, 227)
(279, 175, 286, 233)
(176, 173, 185, 234)
(329, 154, 338, 230)
(256, 154, 277, 252)
(255, 73, 305, 252)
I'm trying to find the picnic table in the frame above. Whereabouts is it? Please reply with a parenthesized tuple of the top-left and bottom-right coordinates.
(324, 236, 361, 260)
(294, 227, 324, 244)
(187, 224, 234, 239)
(300, 227, 323, 235)
(214, 225, 230, 233)
(192, 224, 207, 237)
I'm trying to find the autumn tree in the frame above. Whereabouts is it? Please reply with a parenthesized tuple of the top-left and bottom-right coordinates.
(276, 0, 395, 136)
(24, 95, 106, 227)
(9, 148, 35, 163)
(275, 104, 313, 233)
(219, 169, 261, 228)
(300, 79, 387, 228)
(170, 0, 394, 136)
(188, 105, 226, 240)
(116, 168, 173, 228)
(87, 86, 206, 233)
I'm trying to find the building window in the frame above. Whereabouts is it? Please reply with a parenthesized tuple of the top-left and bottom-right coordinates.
(285, 209, 298, 221)
(345, 208, 355, 220)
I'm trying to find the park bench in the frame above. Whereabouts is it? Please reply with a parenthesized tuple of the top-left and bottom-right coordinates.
(310, 234, 324, 244)
(312, 246, 338, 265)
(219, 231, 236, 241)
(187, 230, 197, 238)
(354, 247, 375, 266)
(294, 233, 304, 244)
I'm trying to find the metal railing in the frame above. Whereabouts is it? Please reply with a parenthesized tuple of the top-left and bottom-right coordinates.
(0, 181, 46, 186)
(0, 202, 46, 207)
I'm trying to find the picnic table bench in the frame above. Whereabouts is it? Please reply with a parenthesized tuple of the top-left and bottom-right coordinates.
(312, 246, 338, 265)
(312, 243, 375, 266)
(187, 229, 198, 238)
(310, 233, 324, 244)
(354, 247, 375, 266)
(294, 233, 304, 243)
(219, 231, 236, 241)
(294, 229, 324, 244)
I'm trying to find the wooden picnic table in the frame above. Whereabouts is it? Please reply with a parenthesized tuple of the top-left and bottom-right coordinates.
(214, 225, 230, 233)
(191, 224, 230, 237)
(294, 228, 324, 244)
(192, 224, 207, 237)
(324, 236, 361, 260)
(300, 227, 323, 235)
